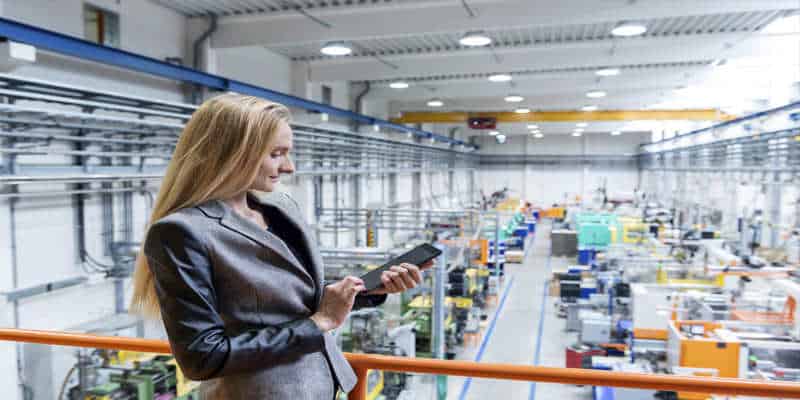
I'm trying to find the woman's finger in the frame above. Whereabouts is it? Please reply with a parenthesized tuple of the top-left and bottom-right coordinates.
(388, 270, 407, 291)
(392, 265, 417, 288)
(401, 263, 423, 284)
(382, 272, 400, 293)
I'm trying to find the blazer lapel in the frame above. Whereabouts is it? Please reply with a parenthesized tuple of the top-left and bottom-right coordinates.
(257, 193, 324, 306)
(197, 198, 310, 281)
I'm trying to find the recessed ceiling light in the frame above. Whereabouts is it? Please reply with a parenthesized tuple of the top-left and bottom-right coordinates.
(527, 124, 538, 129)
(586, 90, 607, 98)
(514, 107, 531, 114)
(596, 68, 621, 76)
(488, 130, 500, 136)
(427, 98, 444, 107)
(389, 81, 409, 89)
(581, 105, 599, 111)
(534, 133, 544, 138)
(576, 122, 588, 128)
(488, 74, 512, 82)
(611, 130, 622, 136)
(504, 94, 525, 103)
(459, 31, 492, 47)
(572, 132, 582, 137)
(320, 41, 352, 56)
(611, 22, 648, 37)
(574, 128, 585, 133)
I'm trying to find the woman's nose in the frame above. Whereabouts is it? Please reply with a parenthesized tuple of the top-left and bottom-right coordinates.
(280, 157, 295, 173)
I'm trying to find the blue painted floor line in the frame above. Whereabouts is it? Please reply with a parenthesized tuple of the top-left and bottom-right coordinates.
(457, 275, 516, 400)
(528, 231, 553, 400)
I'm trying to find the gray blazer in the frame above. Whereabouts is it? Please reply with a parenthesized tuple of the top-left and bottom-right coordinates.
(143, 191, 385, 399)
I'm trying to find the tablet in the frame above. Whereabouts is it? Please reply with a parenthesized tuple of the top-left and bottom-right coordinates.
(360, 243, 442, 291)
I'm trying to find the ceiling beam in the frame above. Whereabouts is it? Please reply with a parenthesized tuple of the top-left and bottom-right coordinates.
(392, 110, 736, 124)
(209, 0, 797, 48)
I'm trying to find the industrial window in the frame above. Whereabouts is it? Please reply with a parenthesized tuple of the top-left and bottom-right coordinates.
(322, 85, 333, 105)
(83, 4, 120, 48)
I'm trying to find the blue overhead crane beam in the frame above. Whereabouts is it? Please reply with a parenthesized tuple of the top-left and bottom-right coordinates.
(0, 17, 472, 149)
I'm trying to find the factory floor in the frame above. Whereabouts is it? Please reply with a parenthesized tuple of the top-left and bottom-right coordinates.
(409, 222, 591, 400)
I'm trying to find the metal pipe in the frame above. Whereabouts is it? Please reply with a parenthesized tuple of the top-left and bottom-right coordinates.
(0, 187, 158, 199)
(192, 14, 218, 104)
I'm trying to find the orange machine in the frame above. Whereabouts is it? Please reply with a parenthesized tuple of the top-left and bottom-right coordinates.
(542, 207, 566, 219)
(730, 296, 796, 325)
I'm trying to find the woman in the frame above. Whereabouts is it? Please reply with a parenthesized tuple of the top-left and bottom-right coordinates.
(131, 94, 432, 399)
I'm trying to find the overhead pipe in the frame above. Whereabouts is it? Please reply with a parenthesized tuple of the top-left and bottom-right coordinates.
(191, 14, 217, 104)
(351, 81, 371, 132)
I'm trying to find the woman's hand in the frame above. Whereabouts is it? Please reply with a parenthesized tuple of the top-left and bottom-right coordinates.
(367, 260, 435, 295)
(310, 276, 365, 332)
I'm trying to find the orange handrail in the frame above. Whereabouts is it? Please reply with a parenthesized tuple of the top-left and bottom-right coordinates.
(2, 328, 800, 399)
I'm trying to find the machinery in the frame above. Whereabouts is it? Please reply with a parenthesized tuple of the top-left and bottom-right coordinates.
(68, 351, 198, 400)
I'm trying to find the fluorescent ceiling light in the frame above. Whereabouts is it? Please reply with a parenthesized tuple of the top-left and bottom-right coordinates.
(586, 90, 607, 98)
(581, 105, 599, 111)
(596, 68, 621, 76)
(534, 133, 544, 138)
(527, 124, 538, 129)
(459, 31, 492, 47)
(574, 128, 585, 133)
(611, 130, 622, 136)
(488, 74, 512, 82)
(611, 22, 648, 37)
(504, 94, 525, 103)
(514, 107, 531, 114)
(427, 98, 444, 107)
(576, 122, 588, 128)
(572, 132, 582, 137)
(488, 130, 500, 136)
(320, 41, 352, 56)
(389, 81, 409, 89)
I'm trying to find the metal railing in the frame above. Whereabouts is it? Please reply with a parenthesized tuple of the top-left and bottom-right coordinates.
(1, 328, 800, 399)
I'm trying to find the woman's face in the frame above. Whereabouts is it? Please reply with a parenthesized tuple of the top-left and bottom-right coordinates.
(252, 121, 295, 192)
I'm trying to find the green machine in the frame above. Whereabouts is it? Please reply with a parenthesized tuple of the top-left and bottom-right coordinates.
(576, 212, 619, 249)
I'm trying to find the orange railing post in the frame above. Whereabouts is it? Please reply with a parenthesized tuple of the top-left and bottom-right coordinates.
(1, 328, 800, 398)
(348, 367, 368, 400)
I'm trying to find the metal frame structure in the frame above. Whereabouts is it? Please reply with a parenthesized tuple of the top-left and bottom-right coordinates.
(639, 99, 800, 246)
(0, 17, 477, 149)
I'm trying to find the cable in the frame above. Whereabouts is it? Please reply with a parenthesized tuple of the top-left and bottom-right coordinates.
(57, 365, 78, 400)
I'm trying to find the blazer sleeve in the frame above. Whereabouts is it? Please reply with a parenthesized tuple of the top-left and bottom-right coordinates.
(144, 218, 326, 381)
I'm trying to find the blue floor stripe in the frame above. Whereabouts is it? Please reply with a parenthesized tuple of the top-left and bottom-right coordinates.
(457, 275, 516, 400)
(529, 229, 553, 400)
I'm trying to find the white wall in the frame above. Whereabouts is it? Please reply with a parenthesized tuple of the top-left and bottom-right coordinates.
(2, 0, 187, 101)
(214, 46, 292, 93)
(477, 133, 647, 206)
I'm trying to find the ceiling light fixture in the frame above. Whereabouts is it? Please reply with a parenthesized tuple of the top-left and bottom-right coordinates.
(527, 124, 539, 129)
(488, 74, 512, 82)
(427, 98, 444, 107)
(576, 122, 588, 128)
(581, 105, 599, 111)
(504, 94, 525, 103)
(586, 90, 607, 98)
(459, 31, 492, 47)
(320, 41, 352, 56)
(389, 81, 409, 89)
(534, 133, 544, 138)
(611, 22, 648, 37)
(488, 130, 500, 136)
(574, 128, 585, 133)
(596, 68, 621, 76)
(514, 107, 531, 114)
(572, 132, 583, 137)
(496, 134, 507, 143)
(611, 130, 622, 136)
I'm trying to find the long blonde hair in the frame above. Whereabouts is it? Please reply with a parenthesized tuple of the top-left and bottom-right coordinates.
(130, 94, 290, 318)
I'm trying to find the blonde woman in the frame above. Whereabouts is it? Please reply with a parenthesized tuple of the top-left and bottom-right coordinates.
(131, 94, 432, 399)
